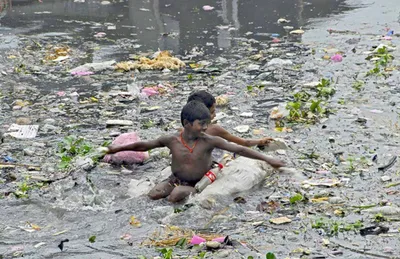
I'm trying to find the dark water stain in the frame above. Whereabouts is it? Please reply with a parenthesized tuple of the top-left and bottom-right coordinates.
(0, 0, 353, 57)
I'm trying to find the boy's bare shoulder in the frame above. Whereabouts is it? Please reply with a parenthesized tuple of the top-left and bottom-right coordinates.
(158, 133, 179, 144)
(201, 132, 222, 143)
(207, 124, 228, 135)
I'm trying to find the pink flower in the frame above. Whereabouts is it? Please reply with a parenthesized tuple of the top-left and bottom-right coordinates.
(330, 54, 343, 62)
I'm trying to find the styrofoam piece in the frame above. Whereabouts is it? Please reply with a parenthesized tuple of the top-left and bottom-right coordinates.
(5, 124, 39, 139)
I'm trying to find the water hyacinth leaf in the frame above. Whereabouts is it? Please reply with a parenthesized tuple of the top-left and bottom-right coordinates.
(158, 248, 173, 259)
(89, 235, 96, 243)
(266, 252, 276, 259)
(310, 100, 322, 113)
(175, 238, 187, 248)
(290, 193, 303, 204)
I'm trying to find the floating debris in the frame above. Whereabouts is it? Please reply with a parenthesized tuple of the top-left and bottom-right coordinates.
(115, 51, 186, 71)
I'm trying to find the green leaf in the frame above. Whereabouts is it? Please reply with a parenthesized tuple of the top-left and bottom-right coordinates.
(158, 248, 173, 259)
(247, 85, 254, 92)
(175, 238, 187, 248)
(310, 100, 321, 113)
(138, 256, 147, 259)
(289, 193, 303, 204)
(89, 235, 96, 243)
(174, 208, 183, 213)
(266, 252, 276, 259)
(287, 101, 301, 110)
(247, 257, 254, 259)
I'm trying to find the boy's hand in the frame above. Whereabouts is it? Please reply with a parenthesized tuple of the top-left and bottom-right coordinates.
(93, 147, 110, 159)
(257, 137, 274, 146)
(266, 158, 285, 169)
(106, 145, 118, 154)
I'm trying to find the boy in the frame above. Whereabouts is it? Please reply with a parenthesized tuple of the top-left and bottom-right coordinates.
(105, 101, 284, 203)
(187, 90, 273, 147)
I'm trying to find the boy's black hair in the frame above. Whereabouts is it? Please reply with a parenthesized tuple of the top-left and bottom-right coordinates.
(181, 101, 211, 126)
(187, 90, 216, 109)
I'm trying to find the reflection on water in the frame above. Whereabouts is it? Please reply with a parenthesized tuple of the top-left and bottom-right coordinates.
(0, 0, 352, 56)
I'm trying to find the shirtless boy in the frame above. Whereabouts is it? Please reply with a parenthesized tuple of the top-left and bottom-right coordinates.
(105, 101, 285, 203)
(187, 90, 273, 147)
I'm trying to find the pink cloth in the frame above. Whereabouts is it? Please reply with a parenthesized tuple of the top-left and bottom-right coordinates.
(141, 87, 159, 97)
(190, 235, 206, 245)
(103, 132, 149, 165)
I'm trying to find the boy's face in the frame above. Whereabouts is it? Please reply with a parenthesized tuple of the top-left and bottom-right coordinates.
(186, 119, 209, 135)
(209, 103, 216, 120)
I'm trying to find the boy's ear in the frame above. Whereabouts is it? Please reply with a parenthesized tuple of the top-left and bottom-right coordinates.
(183, 119, 190, 126)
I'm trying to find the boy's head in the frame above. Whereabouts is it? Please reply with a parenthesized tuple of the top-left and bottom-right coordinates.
(187, 90, 216, 120)
(181, 101, 211, 133)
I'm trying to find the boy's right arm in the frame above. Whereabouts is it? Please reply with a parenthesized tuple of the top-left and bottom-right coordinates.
(107, 136, 169, 154)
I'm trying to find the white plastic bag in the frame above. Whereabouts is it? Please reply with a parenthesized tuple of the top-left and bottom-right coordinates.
(191, 157, 274, 208)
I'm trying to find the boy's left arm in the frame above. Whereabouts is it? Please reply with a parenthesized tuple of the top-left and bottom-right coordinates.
(211, 125, 272, 147)
(211, 136, 285, 168)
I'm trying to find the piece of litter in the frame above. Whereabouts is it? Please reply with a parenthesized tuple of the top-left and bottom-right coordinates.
(34, 242, 46, 248)
(190, 235, 206, 245)
(115, 51, 185, 71)
(202, 5, 214, 11)
(215, 95, 228, 106)
(5, 124, 39, 139)
(53, 55, 69, 62)
(302, 178, 341, 187)
(331, 54, 343, 62)
(53, 230, 68, 236)
(370, 109, 383, 114)
(94, 32, 106, 38)
(71, 71, 94, 76)
(270, 216, 292, 225)
(106, 120, 133, 126)
(129, 216, 141, 227)
(290, 29, 305, 35)
(272, 38, 281, 43)
(234, 125, 250, 133)
(240, 112, 253, 118)
(120, 234, 132, 240)
(277, 18, 290, 23)
(211, 237, 226, 243)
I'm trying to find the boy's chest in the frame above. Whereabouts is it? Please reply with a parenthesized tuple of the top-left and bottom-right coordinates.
(170, 141, 211, 160)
